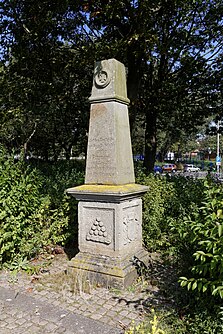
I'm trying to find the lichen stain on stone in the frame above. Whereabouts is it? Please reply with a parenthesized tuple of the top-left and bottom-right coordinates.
(67, 183, 147, 194)
(91, 104, 107, 119)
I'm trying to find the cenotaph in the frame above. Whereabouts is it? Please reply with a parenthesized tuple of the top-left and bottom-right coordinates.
(67, 58, 148, 288)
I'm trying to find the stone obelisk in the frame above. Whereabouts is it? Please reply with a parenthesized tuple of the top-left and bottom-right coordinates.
(67, 59, 148, 288)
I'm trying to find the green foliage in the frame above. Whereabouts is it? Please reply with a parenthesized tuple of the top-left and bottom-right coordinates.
(179, 180, 223, 299)
(136, 172, 175, 251)
(165, 176, 205, 258)
(0, 147, 84, 268)
(138, 170, 223, 300)
(125, 306, 223, 334)
(136, 172, 205, 254)
(1, 0, 223, 168)
(125, 309, 166, 334)
(154, 308, 223, 334)
(135, 168, 223, 331)
(0, 1, 91, 159)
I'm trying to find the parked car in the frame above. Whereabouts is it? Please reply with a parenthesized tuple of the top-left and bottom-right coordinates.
(154, 165, 163, 174)
(162, 164, 177, 172)
(184, 164, 200, 172)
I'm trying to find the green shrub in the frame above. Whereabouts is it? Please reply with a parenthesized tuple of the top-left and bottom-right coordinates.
(0, 148, 82, 268)
(136, 172, 175, 251)
(125, 309, 166, 334)
(136, 172, 205, 254)
(179, 180, 223, 299)
(164, 176, 205, 259)
(31, 159, 85, 207)
(153, 308, 223, 334)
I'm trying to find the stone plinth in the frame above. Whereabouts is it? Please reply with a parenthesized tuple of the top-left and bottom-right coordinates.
(67, 184, 148, 288)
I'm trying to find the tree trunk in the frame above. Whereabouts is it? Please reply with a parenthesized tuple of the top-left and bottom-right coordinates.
(23, 122, 37, 161)
(144, 107, 157, 173)
(126, 44, 144, 131)
(64, 143, 72, 161)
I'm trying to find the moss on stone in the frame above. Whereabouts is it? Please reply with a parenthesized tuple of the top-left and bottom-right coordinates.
(67, 183, 148, 195)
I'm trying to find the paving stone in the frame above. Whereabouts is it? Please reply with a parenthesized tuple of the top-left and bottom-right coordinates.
(66, 305, 77, 312)
(119, 310, 130, 316)
(97, 307, 108, 315)
(0, 253, 154, 334)
(90, 313, 103, 320)
(103, 303, 114, 309)
(38, 319, 49, 326)
(106, 310, 118, 318)
(3, 311, 14, 325)
(15, 318, 27, 325)
(0, 328, 12, 334)
(95, 298, 105, 305)
(0, 321, 8, 328)
(29, 324, 43, 333)
(55, 326, 66, 334)
(38, 290, 48, 296)
(0, 313, 8, 321)
(79, 304, 88, 311)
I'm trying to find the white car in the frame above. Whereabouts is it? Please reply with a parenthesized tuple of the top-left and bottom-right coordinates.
(184, 164, 200, 172)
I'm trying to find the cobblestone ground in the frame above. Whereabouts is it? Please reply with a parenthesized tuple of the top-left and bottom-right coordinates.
(0, 252, 163, 334)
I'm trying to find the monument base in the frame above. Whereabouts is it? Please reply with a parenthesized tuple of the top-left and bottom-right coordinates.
(67, 248, 149, 289)
(66, 184, 149, 289)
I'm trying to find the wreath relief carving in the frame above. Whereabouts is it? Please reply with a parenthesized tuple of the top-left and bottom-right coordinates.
(94, 61, 111, 89)
(123, 212, 139, 245)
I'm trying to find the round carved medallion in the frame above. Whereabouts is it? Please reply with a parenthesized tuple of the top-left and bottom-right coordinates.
(94, 69, 111, 88)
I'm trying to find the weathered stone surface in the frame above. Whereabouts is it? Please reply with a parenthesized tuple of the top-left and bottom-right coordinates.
(85, 58, 134, 185)
(67, 185, 148, 258)
(66, 58, 148, 289)
(67, 185, 148, 288)
(77, 197, 142, 257)
(67, 248, 149, 289)
(85, 101, 134, 184)
(89, 58, 129, 105)
(66, 184, 148, 201)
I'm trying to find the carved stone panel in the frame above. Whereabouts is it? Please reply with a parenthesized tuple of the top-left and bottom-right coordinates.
(123, 211, 140, 245)
(120, 200, 142, 251)
(79, 204, 115, 254)
(86, 217, 112, 245)
(94, 67, 111, 89)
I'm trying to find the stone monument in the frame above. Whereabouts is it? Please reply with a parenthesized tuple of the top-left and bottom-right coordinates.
(67, 58, 148, 288)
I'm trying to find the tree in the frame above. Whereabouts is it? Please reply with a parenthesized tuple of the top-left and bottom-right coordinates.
(0, 0, 92, 159)
(76, 0, 223, 171)
(1, 1, 223, 169)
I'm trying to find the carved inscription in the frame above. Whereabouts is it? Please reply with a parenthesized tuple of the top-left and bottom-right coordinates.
(86, 218, 112, 245)
(87, 136, 116, 179)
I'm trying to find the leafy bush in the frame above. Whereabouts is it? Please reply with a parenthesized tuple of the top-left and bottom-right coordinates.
(31, 159, 85, 206)
(179, 180, 223, 299)
(0, 148, 84, 268)
(136, 169, 223, 330)
(125, 309, 166, 334)
(164, 176, 205, 259)
(136, 172, 175, 251)
(136, 172, 205, 254)
(153, 308, 223, 334)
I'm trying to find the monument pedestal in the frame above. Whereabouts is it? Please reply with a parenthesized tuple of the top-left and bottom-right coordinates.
(67, 184, 148, 288)
(66, 59, 149, 288)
